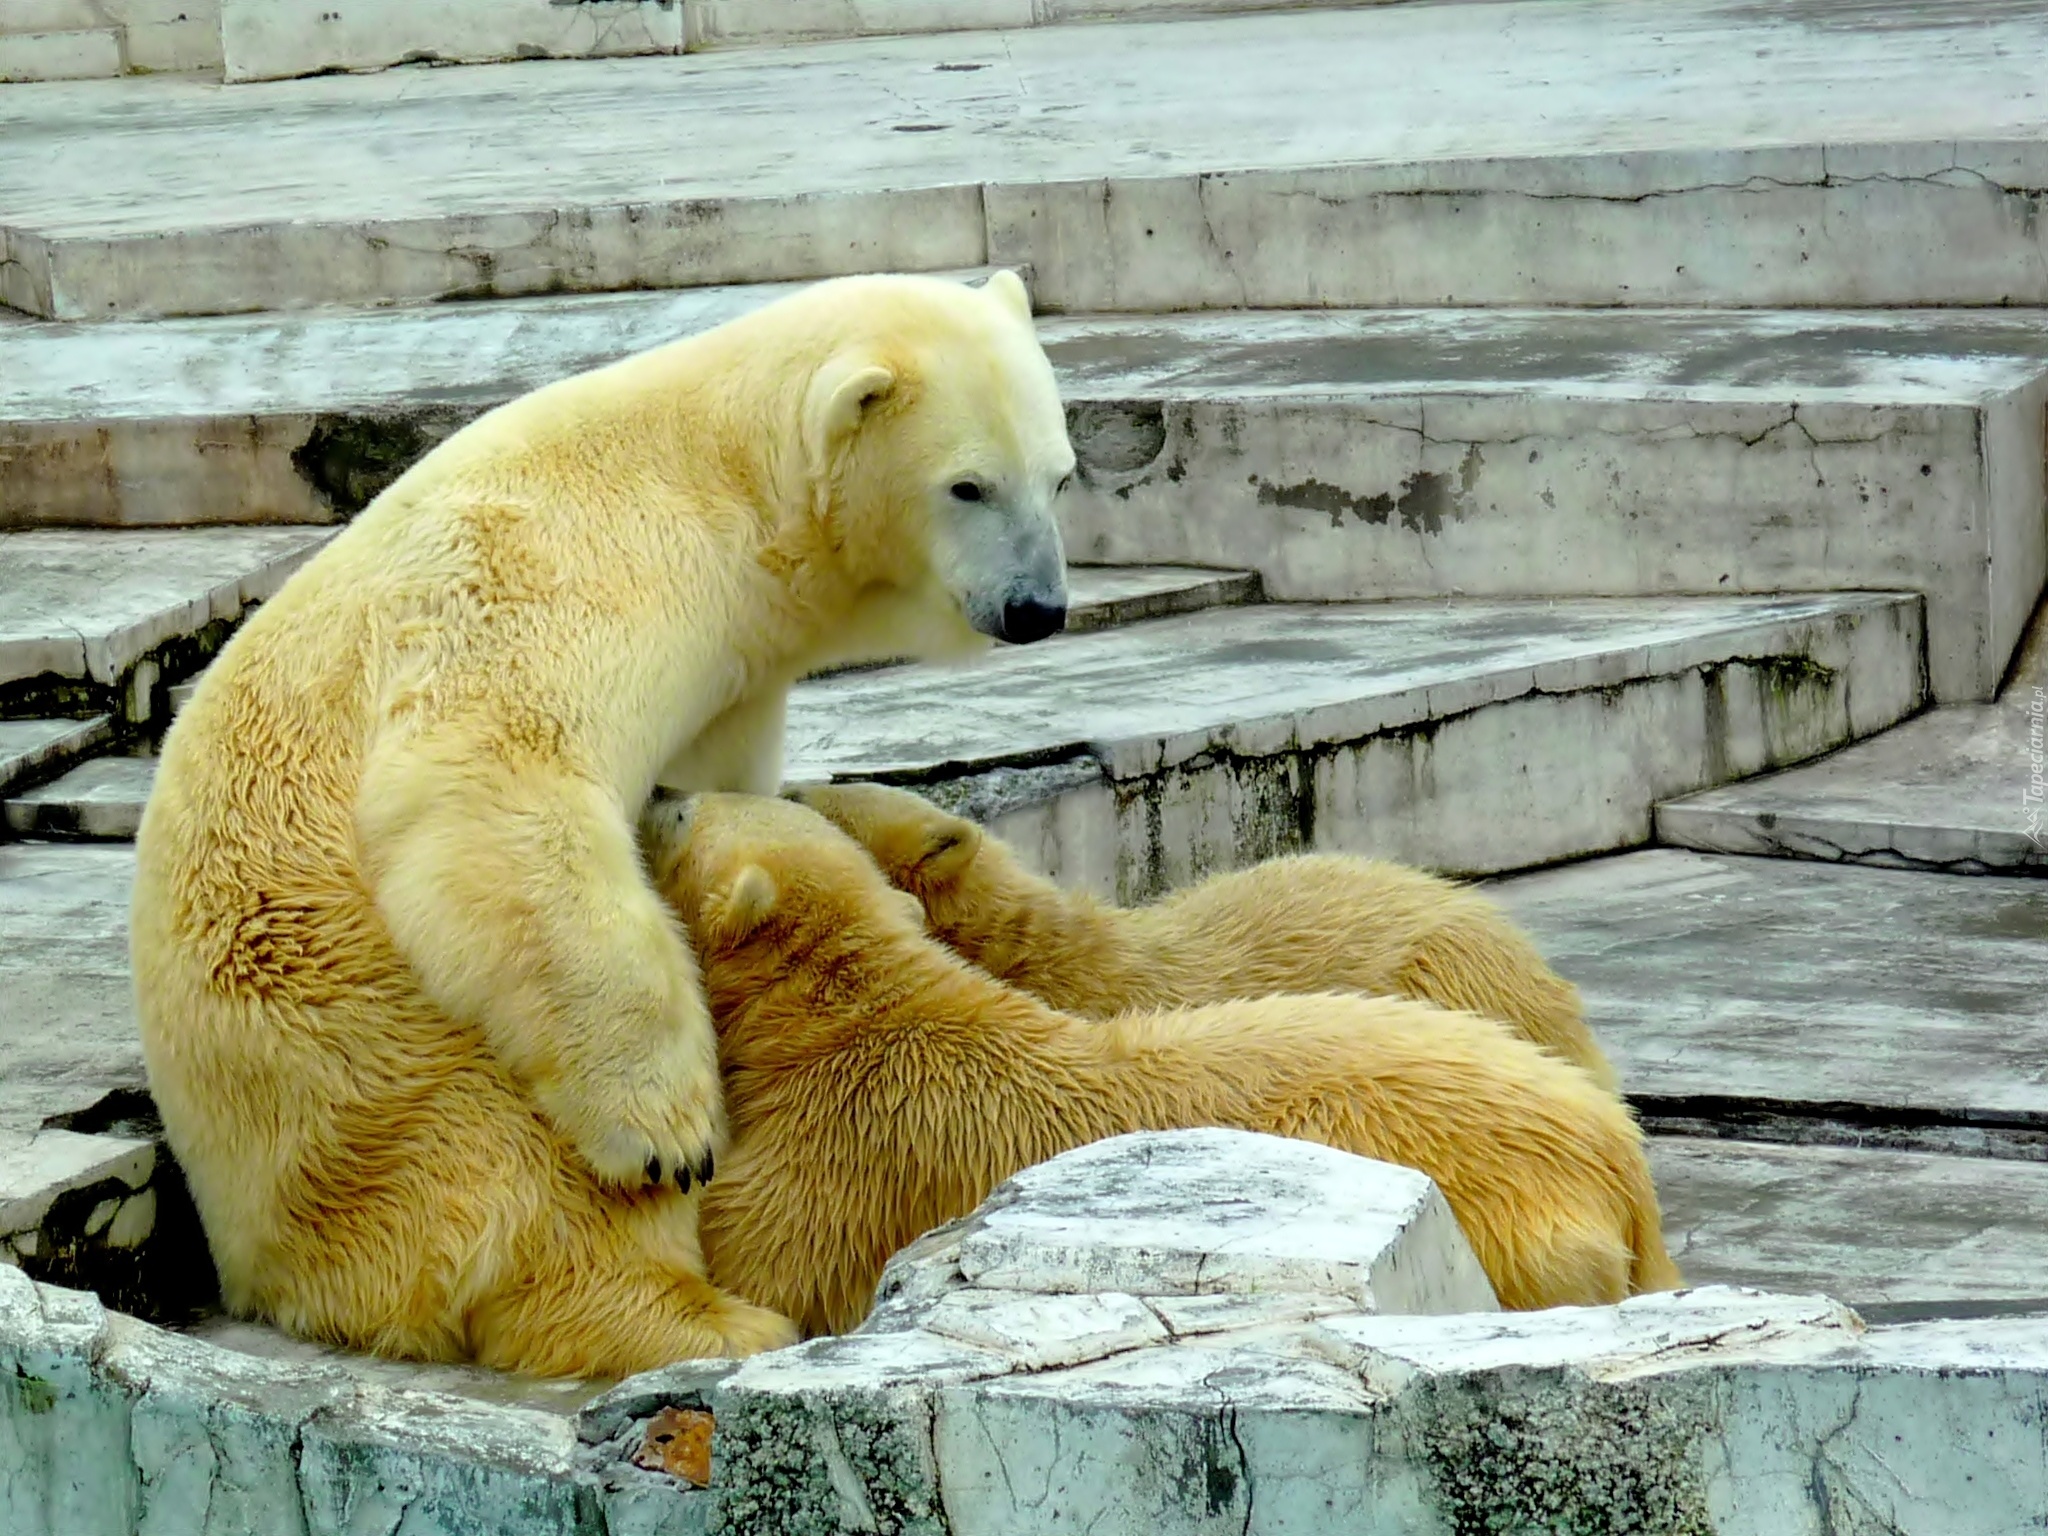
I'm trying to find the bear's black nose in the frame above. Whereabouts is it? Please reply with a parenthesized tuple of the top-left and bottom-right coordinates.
(999, 596, 1067, 645)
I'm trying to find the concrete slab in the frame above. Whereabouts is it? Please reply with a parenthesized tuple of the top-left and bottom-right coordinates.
(0, 26, 120, 82)
(1050, 307, 2048, 704)
(0, 526, 334, 719)
(0, 270, 1004, 526)
(182, 1316, 608, 1414)
(0, 841, 140, 1142)
(780, 591, 1925, 891)
(1492, 849, 2048, 1126)
(4, 752, 154, 840)
(1650, 1137, 2048, 1309)
(220, 0, 681, 84)
(0, 716, 111, 796)
(4, 300, 2030, 699)
(4, 0, 2048, 316)
(1659, 697, 2048, 873)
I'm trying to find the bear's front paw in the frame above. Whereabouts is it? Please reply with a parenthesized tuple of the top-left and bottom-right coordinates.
(540, 1038, 725, 1192)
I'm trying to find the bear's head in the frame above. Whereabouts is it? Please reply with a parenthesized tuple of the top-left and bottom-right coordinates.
(788, 270, 1074, 657)
(640, 790, 928, 1014)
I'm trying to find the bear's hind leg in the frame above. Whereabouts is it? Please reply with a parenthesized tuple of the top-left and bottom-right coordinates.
(471, 1204, 798, 1384)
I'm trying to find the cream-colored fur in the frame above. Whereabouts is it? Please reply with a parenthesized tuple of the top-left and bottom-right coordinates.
(131, 272, 1073, 1377)
(799, 781, 1619, 1089)
(643, 794, 1680, 1337)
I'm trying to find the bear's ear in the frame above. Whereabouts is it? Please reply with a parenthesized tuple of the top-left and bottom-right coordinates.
(804, 354, 897, 473)
(714, 864, 780, 940)
(915, 822, 982, 883)
(983, 268, 1033, 322)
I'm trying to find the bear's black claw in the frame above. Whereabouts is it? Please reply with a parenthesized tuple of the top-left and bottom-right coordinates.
(675, 1164, 693, 1194)
(696, 1151, 715, 1186)
(645, 1154, 664, 1185)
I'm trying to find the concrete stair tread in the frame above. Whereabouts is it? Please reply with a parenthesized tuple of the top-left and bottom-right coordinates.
(0, 715, 111, 797)
(0, 526, 334, 709)
(5, 0, 2046, 315)
(5, 299, 2030, 711)
(19, 301, 2048, 428)
(0, 840, 138, 1143)
(1657, 699, 2048, 874)
(4, 752, 152, 840)
(782, 591, 1919, 784)
(0, 24, 119, 83)
(1492, 848, 2048, 1125)
(1650, 1136, 2048, 1311)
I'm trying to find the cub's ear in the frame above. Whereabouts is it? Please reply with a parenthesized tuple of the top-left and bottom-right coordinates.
(983, 268, 1033, 322)
(803, 353, 897, 474)
(915, 821, 982, 883)
(713, 864, 780, 941)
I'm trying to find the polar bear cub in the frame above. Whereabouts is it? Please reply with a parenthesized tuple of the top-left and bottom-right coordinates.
(643, 793, 1680, 1337)
(132, 272, 1071, 1377)
(799, 781, 1618, 1089)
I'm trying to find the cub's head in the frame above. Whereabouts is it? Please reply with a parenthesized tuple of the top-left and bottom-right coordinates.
(640, 792, 926, 984)
(790, 782, 983, 905)
(792, 271, 1073, 655)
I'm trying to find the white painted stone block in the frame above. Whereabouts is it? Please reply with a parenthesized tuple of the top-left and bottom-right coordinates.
(109, 0, 223, 74)
(955, 1129, 1499, 1315)
(0, 24, 118, 80)
(0, 1129, 153, 1236)
(918, 1289, 1168, 1370)
(221, 0, 681, 83)
(686, 0, 1029, 49)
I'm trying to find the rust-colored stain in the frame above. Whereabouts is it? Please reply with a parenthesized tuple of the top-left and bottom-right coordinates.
(633, 1406, 715, 1487)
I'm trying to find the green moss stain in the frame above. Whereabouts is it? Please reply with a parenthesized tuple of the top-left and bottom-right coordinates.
(1413, 1375, 1718, 1536)
(9, 1369, 57, 1415)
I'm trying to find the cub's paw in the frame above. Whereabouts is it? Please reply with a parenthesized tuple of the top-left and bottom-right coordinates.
(711, 1299, 803, 1358)
(540, 1036, 725, 1193)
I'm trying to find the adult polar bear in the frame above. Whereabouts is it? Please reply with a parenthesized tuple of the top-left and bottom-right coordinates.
(131, 271, 1073, 1374)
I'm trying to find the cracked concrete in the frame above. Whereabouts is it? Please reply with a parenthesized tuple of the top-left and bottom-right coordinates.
(5, 0, 2048, 315)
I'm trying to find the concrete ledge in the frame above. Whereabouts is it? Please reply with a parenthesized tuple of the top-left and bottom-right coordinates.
(0, 527, 333, 721)
(783, 592, 1927, 894)
(221, 0, 682, 83)
(6, 1, 2048, 317)
(6, 1129, 2048, 1533)
(1656, 694, 2048, 873)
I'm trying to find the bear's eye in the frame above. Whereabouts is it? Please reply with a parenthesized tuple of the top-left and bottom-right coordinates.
(950, 480, 984, 503)
(1056, 473, 1073, 497)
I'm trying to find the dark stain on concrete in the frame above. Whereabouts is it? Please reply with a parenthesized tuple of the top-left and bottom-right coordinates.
(1254, 442, 1481, 534)
(1068, 400, 1168, 477)
(292, 409, 473, 516)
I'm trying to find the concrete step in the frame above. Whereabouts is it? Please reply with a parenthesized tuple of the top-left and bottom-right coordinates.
(1492, 849, 2048, 1135)
(0, 526, 333, 723)
(3, 0, 2045, 318)
(0, 0, 102, 31)
(0, 716, 111, 797)
(1655, 608, 2047, 874)
(0, 24, 118, 80)
(10, 298, 2035, 702)
(3, 751, 152, 839)
(682, 0, 1396, 51)
(0, 271, 1006, 529)
(775, 591, 1925, 897)
(1657, 699, 2048, 876)
(0, 841, 137, 1147)
(220, 0, 679, 84)
(1651, 1136, 2048, 1314)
